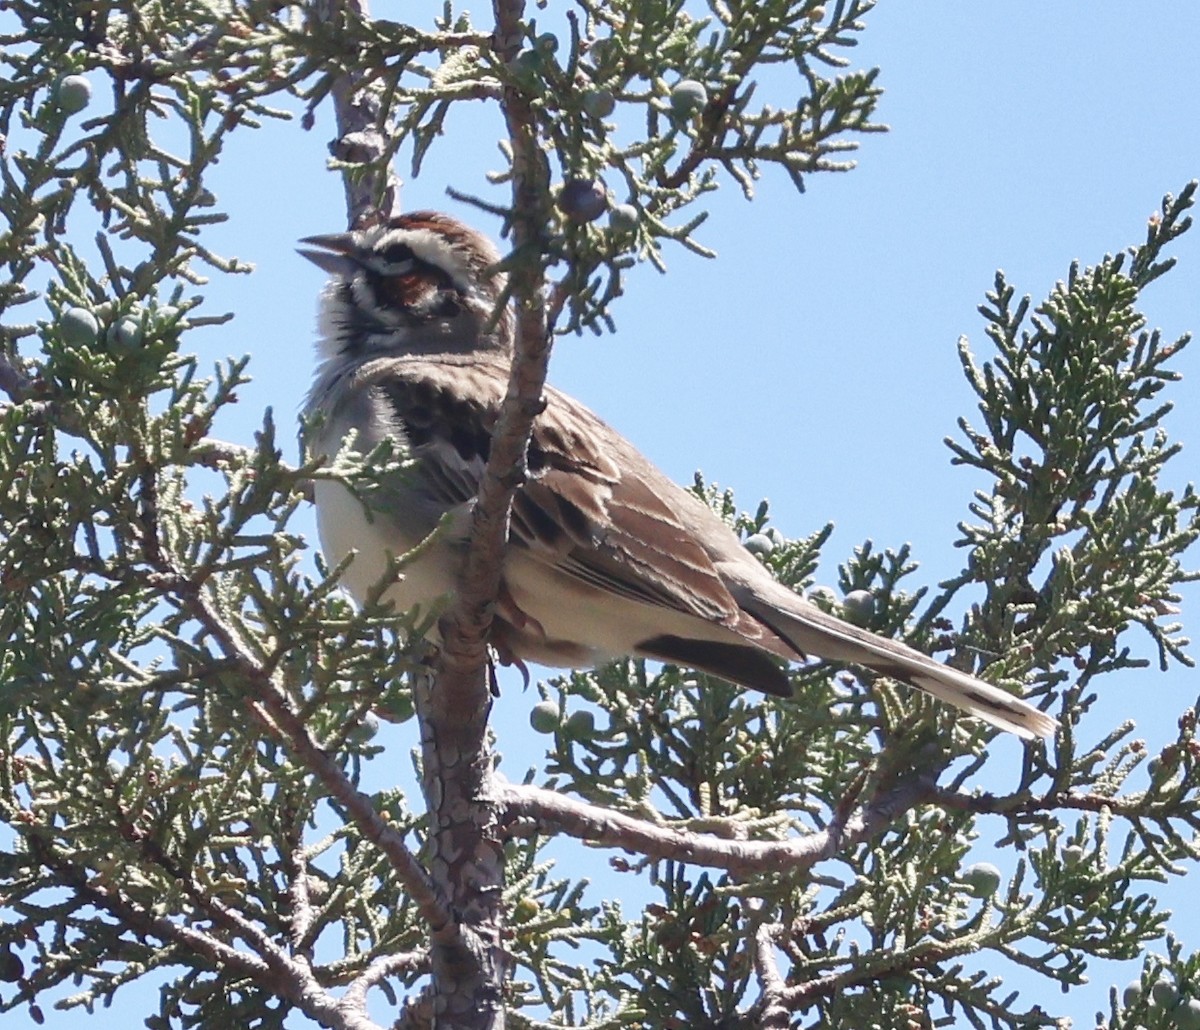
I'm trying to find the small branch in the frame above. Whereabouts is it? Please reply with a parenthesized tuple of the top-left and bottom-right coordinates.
(288, 844, 315, 949)
(496, 778, 931, 878)
(0, 347, 33, 401)
(27, 834, 388, 1030)
(119, 813, 319, 992)
(28, 832, 271, 980)
(750, 909, 790, 1030)
(777, 928, 1026, 1010)
(0, 365, 274, 481)
(248, 690, 449, 928)
(192, 434, 277, 468)
(311, 0, 402, 223)
(0, 387, 291, 500)
(342, 950, 431, 1020)
(934, 785, 1173, 820)
(401, 0, 559, 1025)
(433, 0, 556, 680)
(173, 581, 451, 935)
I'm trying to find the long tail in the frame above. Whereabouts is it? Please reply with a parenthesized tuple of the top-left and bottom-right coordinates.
(741, 588, 1056, 740)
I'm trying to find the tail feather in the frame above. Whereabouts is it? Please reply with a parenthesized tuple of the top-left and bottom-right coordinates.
(740, 588, 1056, 741)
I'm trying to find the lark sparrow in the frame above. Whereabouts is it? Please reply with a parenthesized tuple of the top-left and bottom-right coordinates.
(300, 211, 1055, 740)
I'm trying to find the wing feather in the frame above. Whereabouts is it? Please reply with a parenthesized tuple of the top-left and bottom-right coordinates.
(366, 356, 751, 627)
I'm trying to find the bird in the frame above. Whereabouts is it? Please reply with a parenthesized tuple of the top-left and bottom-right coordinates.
(299, 210, 1056, 741)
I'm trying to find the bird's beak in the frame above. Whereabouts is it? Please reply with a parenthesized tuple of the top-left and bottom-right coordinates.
(297, 233, 361, 277)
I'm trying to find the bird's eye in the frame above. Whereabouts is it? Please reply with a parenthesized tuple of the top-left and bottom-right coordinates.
(379, 242, 415, 267)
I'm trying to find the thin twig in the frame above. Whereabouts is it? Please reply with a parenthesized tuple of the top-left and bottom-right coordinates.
(396, 0, 559, 1025)
(28, 834, 387, 1030)
(342, 950, 431, 1019)
(175, 580, 452, 934)
(495, 777, 932, 878)
(0, 347, 33, 401)
(750, 910, 791, 1029)
(288, 844, 315, 949)
(311, 0, 402, 224)
(935, 785, 1175, 820)
(28, 832, 272, 979)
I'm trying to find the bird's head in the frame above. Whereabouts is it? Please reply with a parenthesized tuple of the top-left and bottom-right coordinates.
(299, 211, 513, 360)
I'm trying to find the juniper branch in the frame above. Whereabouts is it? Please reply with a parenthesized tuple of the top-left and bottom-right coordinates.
(495, 775, 933, 877)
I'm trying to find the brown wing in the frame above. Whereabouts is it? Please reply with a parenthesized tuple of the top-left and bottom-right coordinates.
(366, 357, 751, 627)
(355, 355, 800, 696)
(354, 355, 1055, 728)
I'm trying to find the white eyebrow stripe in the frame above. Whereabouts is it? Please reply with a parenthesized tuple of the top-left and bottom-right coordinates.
(360, 227, 475, 292)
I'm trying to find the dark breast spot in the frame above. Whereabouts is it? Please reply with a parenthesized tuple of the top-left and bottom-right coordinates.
(449, 419, 488, 463)
(382, 380, 493, 464)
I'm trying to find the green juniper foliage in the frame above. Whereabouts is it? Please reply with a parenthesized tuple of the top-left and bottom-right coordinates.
(0, 1, 1198, 1028)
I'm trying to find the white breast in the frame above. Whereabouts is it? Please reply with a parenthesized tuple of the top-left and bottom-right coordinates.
(307, 384, 460, 626)
(313, 478, 459, 622)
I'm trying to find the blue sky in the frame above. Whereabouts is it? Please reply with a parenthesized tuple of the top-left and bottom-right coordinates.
(10, 3, 1200, 1027)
